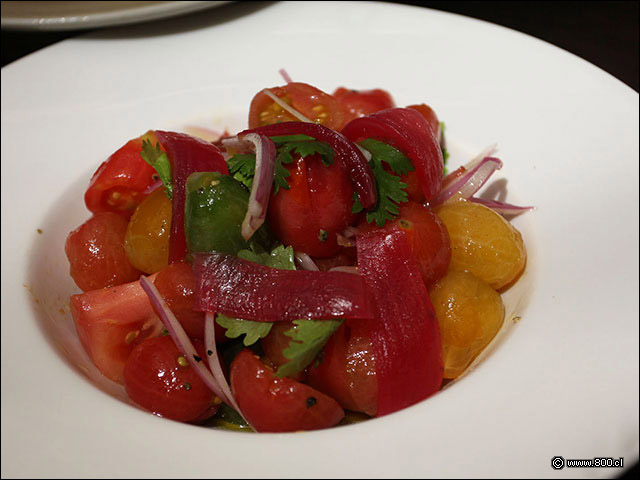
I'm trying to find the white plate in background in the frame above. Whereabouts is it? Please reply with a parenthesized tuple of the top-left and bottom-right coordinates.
(1, 1, 231, 31)
(1, 2, 638, 478)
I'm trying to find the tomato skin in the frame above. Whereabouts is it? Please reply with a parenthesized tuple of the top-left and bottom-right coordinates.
(230, 349, 344, 432)
(124, 336, 219, 423)
(406, 103, 441, 141)
(333, 87, 395, 123)
(70, 275, 163, 383)
(85, 132, 159, 218)
(154, 262, 227, 342)
(65, 212, 142, 292)
(359, 202, 451, 288)
(307, 321, 378, 416)
(124, 188, 172, 274)
(248, 82, 347, 131)
(267, 154, 356, 258)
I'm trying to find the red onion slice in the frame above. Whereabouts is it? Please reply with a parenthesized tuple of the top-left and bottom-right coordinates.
(278, 68, 293, 84)
(430, 157, 503, 207)
(329, 266, 359, 274)
(469, 197, 535, 216)
(138, 276, 230, 405)
(204, 312, 255, 430)
(237, 133, 277, 241)
(294, 252, 319, 271)
(142, 178, 163, 195)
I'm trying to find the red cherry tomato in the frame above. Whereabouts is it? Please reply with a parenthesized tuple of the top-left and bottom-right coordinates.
(406, 103, 441, 141)
(70, 275, 163, 383)
(154, 262, 227, 342)
(268, 153, 356, 258)
(85, 132, 160, 218)
(248, 82, 347, 131)
(230, 349, 344, 432)
(65, 212, 142, 292)
(333, 87, 395, 123)
(359, 201, 451, 288)
(307, 321, 378, 416)
(124, 335, 219, 423)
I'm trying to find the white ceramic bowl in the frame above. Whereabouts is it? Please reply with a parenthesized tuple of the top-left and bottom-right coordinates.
(2, 2, 637, 478)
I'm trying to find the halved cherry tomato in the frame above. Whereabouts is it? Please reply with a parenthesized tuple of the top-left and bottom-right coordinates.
(358, 201, 451, 288)
(124, 335, 219, 423)
(307, 321, 377, 416)
(154, 262, 227, 342)
(230, 349, 344, 432)
(85, 131, 160, 218)
(333, 87, 395, 123)
(248, 82, 347, 131)
(65, 212, 142, 292)
(70, 274, 162, 383)
(268, 153, 356, 258)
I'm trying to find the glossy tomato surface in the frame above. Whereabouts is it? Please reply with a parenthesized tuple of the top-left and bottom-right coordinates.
(359, 201, 451, 288)
(84, 132, 159, 218)
(268, 153, 356, 258)
(65, 212, 142, 292)
(230, 349, 344, 432)
(307, 321, 378, 416)
(248, 82, 347, 131)
(70, 275, 163, 383)
(333, 87, 395, 123)
(124, 336, 219, 422)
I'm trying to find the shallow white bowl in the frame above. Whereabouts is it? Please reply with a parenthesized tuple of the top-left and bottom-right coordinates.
(1, 2, 638, 478)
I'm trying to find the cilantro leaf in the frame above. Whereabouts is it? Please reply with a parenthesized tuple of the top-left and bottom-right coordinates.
(215, 245, 295, 346)
(237, 244, 295, 270)
(275, 319, 343, 378)
(140, 139, 173, 199)
(227, 154, 255, 190)
(225, 136, 335, 195)
(354, 140, 411, 227)
(358, 138, 414, 176)
(216, 314, 273, 347)
(439, 121, 449, 175)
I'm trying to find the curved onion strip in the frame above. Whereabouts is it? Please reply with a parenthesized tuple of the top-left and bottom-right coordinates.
(238, 133, 277, 241)
(329, 266, 359, 274)
(294, 252, 319, 271)
(278, 68, 293, 84)
(220, 136, 253, 154)
(263, 89, 312, 123)
(143, 178, 163, 195)
(467, 143, 498, 170)
(204, 312, 255, 430)
(138, 276, 230, 404)
(356, 144, 373, 162)
(336, 233, 356, 248)
(430, 157, 502, 206)
(469, 197, 535, 215)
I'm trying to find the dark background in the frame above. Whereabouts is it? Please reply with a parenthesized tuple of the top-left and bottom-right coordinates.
(2, 1, 638, 477)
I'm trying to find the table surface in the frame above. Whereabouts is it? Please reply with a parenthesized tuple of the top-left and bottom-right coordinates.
(1, 1, 638, 478)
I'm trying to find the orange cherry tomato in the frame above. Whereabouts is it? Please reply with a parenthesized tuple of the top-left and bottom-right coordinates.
(248, 82, 347, 131)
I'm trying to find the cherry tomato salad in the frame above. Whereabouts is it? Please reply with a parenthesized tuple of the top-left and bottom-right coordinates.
(65, 74, 532, 432)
